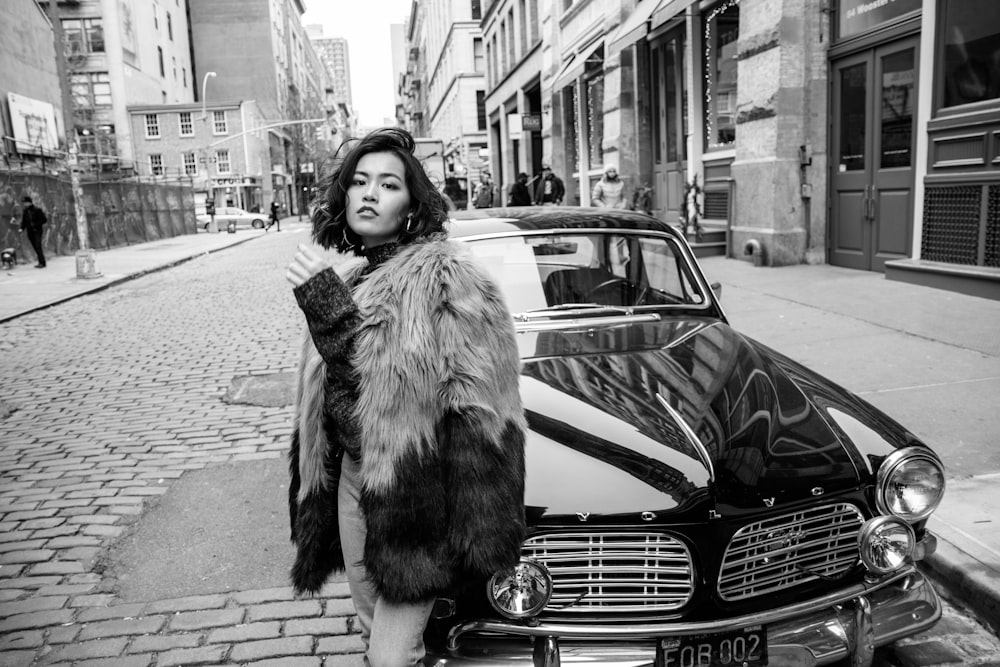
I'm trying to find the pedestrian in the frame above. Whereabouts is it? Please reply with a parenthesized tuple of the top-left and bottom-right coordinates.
(472, 169, 495, 208)
(19, 196, 47, 268)
(533, 164, 565, 206)
(507, 172, 531, 206)
(266, 199, 281, 231)
(284, 127, 526, 667)
(591, 163, 627, 208)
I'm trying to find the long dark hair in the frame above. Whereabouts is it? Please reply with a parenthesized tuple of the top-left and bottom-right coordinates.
(312, 127, 448, 254)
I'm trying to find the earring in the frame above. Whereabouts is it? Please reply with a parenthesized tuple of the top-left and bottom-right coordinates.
(342, 228, 355, 252)
(405, 213, 416, 234)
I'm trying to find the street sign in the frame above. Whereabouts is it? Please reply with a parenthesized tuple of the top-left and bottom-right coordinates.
(522, 114, 542, 131)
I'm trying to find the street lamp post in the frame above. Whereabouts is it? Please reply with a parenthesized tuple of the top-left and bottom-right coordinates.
(201, 72, 218, 232)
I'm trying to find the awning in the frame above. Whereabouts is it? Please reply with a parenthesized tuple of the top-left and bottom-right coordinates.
(650, 0, 698, 32)
(551, 38, 605, 91)
(607, 0, 665, 57)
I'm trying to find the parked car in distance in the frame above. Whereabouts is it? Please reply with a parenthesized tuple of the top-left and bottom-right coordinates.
(196, 206, 266, 231)
(423, 206, 945, 666)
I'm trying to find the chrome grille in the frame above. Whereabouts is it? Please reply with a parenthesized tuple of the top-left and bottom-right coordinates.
(718, 503, 864, 601)
(522, 532, 694, 620)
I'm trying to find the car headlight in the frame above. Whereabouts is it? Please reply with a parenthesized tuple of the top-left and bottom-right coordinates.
(858, 516, 915, 574)
(487, 558, 552, 619)
(875, 447, 945, 521)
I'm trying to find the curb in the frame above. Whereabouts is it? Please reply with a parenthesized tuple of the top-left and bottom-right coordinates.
(922, 540, 1000, 637)
(0, 234, 260, 325)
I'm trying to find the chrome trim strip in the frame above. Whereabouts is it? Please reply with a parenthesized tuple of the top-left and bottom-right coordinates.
(656, 393, 715, 484)
(446, 568, 917, 651)
(514, 313, 661, 332)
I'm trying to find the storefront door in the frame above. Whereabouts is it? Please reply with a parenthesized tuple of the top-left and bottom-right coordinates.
(650, 30, 686, 222)
(830, 37, 918, 271)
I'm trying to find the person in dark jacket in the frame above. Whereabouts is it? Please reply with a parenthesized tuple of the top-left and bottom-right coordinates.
(533, 164, 565, 205)
(285, 127, 526, 666)
(266, 199, 281, 231)
(19, 196, 47, 268)
(508, 172, 531, 206)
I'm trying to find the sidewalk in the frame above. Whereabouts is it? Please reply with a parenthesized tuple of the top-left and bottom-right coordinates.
(1, 232, 998, 636)
(0, 226, 278, 324)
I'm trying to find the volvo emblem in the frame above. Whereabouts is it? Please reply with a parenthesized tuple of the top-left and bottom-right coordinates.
(641, 511, 657, 522)
(812, 487, 824, 496)
(763, 497, 775, 507)
(576, 512, 590, 522)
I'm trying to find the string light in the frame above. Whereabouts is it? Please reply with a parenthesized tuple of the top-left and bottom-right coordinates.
(704, 0, 740, 148)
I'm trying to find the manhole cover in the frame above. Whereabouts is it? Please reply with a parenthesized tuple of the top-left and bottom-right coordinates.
(223, 373, 295, 407)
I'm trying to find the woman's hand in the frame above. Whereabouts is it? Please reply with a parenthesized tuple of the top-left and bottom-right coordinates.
(286, 244, 330, 287)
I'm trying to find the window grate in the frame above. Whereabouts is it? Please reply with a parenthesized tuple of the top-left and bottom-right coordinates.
(922, 185, 981, 265)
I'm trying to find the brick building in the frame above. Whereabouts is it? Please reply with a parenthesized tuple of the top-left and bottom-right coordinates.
(128, 100, 270, 213)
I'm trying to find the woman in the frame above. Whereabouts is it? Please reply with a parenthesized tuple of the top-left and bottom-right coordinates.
(285, 127, 526, 666)
(591, 164, 627, 208)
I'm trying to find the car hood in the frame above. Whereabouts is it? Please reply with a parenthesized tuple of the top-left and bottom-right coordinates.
(518, 318, 869, 524)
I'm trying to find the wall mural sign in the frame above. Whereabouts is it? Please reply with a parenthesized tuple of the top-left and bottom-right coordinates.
(7, 93, 59, 155)
(838, 0, 921, 39)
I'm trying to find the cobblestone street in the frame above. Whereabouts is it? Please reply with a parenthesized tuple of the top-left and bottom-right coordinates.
(1, 229, 998, 666)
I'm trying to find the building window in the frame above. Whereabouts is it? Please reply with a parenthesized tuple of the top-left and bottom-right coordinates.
(172, 56, 177, 80)
(941, 0, 1000, 108)
(529, 0, 539, 46)
(145, 114, 160, 138)
(183, 152, 197, 175)
(564, 85, 579, 174)
(500, 21, 508, 75)
(703, 0, 739, 148)
(519, 0, 528, 56)
(179, 111, 193, 136)
(157, 46, 165, 77)
(216, 149, 231, 173)
(472, 0, 481, 19)
(213, 110, 228, 134)
(150, 153, 163, 176)
(70, 72, 111, 107)
(474, 38, 484, 73)
(583, 57, 605, 170)
(476, 90, 487, 130)
(508, 9, 516, 65)
(63, 18, 104, 54)
(167, 12, 173, 40)
(153, 5, 159, 29)
(182, 67, 187, 87)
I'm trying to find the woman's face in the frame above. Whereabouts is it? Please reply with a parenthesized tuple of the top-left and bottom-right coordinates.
(346, 151, 411, 248)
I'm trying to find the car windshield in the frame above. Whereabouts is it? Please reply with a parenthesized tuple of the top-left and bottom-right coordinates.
(464, 232, 706, 315)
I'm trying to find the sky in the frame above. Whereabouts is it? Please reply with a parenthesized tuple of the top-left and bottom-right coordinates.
(302, 1, 413, 128)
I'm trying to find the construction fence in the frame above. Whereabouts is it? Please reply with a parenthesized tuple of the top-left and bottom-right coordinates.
(1, 166, 197, 265)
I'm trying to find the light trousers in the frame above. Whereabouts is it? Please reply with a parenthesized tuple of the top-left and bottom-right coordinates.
(339, 453, 435, 667)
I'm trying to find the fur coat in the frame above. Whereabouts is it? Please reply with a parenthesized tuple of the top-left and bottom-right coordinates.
(288, 235, 527, 602)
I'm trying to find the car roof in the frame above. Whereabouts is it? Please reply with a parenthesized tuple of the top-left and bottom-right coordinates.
(447, 206, 681, 239)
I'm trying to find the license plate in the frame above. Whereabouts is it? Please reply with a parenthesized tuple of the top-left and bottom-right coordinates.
(655, 625, 767, 667)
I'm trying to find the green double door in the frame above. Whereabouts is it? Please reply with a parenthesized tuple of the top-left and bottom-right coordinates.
(830, 37, 918, 271)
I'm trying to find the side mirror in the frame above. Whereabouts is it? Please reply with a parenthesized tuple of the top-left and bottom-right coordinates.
(710, 282, 722, 300)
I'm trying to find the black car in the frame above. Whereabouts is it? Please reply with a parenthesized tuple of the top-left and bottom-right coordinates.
(423, 207, 945, 666)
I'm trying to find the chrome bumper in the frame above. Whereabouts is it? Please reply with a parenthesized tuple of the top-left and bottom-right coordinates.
(427, 568, 941, 667)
